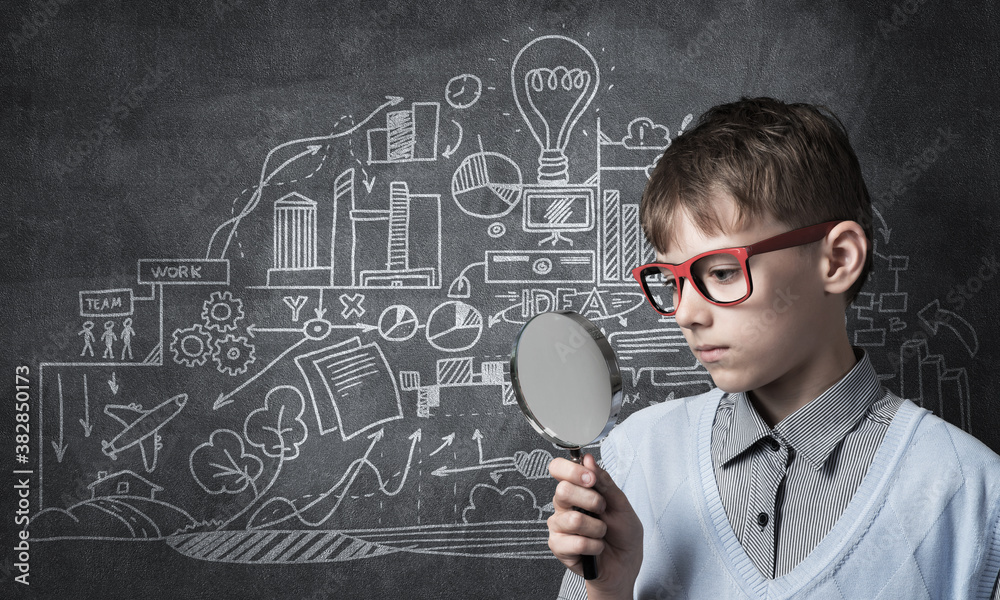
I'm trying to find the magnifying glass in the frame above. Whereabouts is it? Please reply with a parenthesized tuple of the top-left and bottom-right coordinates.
(509, 310, 623, 580)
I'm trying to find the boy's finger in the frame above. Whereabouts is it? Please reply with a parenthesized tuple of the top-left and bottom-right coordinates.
(552, 479, 606, 514)
(549, 457, 597, 488)
(547, 508, 608, 539)
(548, 531, 605, 562)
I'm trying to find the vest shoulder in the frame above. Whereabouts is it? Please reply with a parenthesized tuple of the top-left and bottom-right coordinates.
(908, 404, 1000, 476)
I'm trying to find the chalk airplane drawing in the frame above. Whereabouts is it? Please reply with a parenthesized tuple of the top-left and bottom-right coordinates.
(38, 283, 165, 508)
(101, 393, 188, 473)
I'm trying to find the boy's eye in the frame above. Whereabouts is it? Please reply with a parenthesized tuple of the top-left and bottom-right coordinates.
(708, 267, 741, 284)
(656, 269, 676, 288)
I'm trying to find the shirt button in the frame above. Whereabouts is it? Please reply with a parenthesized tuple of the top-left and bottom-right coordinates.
(765, 437, 780, 452)
(756, 512, 769, 527)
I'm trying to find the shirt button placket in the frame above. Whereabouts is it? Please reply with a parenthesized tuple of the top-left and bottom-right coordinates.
(744, 438, 789, 578)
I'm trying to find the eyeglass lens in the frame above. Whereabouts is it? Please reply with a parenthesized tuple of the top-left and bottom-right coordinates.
(642, 253, 748, 313)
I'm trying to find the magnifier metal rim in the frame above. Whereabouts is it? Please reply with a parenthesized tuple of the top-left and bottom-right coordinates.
(510, 311, 623, 449)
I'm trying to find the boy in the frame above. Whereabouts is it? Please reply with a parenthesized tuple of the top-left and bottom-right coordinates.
(547, 97, 1000, 599)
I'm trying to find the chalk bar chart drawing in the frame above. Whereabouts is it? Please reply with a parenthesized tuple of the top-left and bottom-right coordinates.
(367, 102, 441, 164)
(354, 181, 443, 289)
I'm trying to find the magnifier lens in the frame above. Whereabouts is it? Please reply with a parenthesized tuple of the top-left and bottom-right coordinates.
(514, 313, 614, 447)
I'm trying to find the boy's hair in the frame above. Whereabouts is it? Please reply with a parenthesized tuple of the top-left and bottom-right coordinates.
(640, 96, 873, 305)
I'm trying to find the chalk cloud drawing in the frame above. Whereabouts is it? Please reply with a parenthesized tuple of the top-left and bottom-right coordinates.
(462, 484, 543, 523)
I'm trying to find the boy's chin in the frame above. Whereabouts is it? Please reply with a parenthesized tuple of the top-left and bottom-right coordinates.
(704, 371, 753, 395)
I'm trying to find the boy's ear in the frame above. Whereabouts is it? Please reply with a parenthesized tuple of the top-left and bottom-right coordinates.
(821, 221, 867, 298)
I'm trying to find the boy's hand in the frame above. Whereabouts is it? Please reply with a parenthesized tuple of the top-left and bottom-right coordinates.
(547, 454, 643, 599)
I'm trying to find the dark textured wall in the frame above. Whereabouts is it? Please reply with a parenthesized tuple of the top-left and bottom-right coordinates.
(2, 1, 997, 598)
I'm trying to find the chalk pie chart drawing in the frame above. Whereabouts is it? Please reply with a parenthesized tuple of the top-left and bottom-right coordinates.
(451, 151, 523, 219)
(379, 305, 420, 342)
(426, 301, 484, 352)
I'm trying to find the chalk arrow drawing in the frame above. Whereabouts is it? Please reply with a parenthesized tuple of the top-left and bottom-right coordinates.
(214, 338, 308, 410)
(431, 460, 516, 478)
(872, 206, 891, 244)
(362, 168, 376, 193)
(442, 119, 463, 158)
(377, 429, 422, 496)
(52, 373, 68, 462)
(918, 299, 979, 356)
(79, 374, 93, 437)
(429, 433, 456, 457)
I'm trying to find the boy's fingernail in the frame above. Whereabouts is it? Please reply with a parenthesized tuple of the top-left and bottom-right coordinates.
(582, 472, 594, 485)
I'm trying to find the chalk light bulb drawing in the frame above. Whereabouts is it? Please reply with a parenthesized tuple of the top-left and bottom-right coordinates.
(511, 35, 600, 186)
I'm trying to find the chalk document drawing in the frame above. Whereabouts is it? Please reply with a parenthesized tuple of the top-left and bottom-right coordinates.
(295, 337, 404, 440)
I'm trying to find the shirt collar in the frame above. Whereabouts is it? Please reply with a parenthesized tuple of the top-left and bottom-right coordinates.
(717, 348, 883, 471)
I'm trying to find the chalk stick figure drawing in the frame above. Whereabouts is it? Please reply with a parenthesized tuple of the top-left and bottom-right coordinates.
(120, 317, 136, 360)
(79, 320, 96, 356)
(101, 320, 117, 359)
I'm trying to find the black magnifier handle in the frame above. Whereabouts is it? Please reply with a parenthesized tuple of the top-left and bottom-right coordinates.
(569, 448, 599, 580)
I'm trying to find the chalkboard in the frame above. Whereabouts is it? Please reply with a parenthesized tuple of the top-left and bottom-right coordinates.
(2, 0, 997, 598)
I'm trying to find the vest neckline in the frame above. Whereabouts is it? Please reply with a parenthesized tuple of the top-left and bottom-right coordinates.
(691, 388, 926, 599)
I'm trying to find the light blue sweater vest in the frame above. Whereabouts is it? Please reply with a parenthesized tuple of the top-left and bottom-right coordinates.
(593, 388, 1000, 600)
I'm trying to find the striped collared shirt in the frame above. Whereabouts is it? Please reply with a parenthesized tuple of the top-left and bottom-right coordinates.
(711, 348, 901, 578)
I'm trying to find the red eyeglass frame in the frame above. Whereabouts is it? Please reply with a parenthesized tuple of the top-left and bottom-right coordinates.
(631, 220, 845, 316)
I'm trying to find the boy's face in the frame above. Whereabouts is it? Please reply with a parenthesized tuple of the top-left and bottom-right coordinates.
(656, 192, 838, 396)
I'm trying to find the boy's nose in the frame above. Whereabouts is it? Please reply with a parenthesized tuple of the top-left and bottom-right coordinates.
(673, 280, 713, 329)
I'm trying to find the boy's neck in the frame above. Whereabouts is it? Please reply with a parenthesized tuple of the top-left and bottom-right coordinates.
(747, 333, 859, 428)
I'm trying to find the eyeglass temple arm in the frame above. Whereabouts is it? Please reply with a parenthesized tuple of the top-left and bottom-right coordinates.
(744, 220, 844, 258)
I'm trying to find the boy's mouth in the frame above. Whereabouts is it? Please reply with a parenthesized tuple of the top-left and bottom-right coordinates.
(694, 345, 728, 363)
